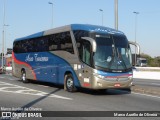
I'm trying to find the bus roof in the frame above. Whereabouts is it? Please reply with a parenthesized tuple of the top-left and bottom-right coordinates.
(71, 24, 124, 35)
(14, 24, 124, 42)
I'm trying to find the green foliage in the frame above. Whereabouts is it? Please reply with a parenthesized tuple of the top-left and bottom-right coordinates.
(140, 53, 160, 67)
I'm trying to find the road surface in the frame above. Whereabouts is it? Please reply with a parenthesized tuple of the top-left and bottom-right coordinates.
(133, 78, 160, 87)
(0, 74, 159, 120)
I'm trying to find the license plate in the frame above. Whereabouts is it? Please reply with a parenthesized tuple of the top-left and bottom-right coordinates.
(114, 83, 121, 87)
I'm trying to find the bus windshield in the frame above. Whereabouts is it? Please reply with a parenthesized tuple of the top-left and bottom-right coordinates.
(93, 34, 132, 72)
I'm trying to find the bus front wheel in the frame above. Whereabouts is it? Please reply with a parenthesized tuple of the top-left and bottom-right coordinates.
(64, 74, 77, 92)
(21, 70, 28, 83)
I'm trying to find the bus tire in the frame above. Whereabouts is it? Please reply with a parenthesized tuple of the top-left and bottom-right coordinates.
(122, 88, 131, 93)
(64, 74, 77, 92)
(21, 70, 28, 83)
(98, 89, 107, 93)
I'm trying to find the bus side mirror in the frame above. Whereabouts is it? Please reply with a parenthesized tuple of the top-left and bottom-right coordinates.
(128, 41, 140, 55)
(81, 37, 97, 52)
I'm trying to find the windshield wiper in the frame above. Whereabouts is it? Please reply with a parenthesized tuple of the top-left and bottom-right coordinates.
(108, 44, 116, 69)
(116, 48, 127, 70)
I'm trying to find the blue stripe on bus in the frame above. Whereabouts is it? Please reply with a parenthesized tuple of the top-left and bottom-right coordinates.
(15, 31, 45, 41)
(14, 52, 80, 87)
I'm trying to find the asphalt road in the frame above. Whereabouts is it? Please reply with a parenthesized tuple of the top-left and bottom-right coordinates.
(133, 78, 160, 87)
(0, 74, 160, 120)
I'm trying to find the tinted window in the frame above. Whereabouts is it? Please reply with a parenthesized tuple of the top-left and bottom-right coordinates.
(13, 31, 74, 54)
(73, 30, 89, 41)
(49, 32, 74, 54)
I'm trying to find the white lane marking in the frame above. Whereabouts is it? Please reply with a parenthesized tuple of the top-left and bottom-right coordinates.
(151, 83, 160, 86)
(0, 75, 18, 80)
(8, 78, 18, 80)
(0, 81, 72, 100)
(0, 86, 23, 90)
(0, 82, 18, 86)
(132, 92, 160, 99)
(38, 85, 49, 88)
(0, 89, 72, 100)
(15, 89, 36, 93)
(0, 84, 10, 85)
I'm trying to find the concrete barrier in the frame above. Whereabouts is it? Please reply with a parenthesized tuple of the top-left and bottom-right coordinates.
(135, 67, 160, 72)
(133, 67, 160, 80)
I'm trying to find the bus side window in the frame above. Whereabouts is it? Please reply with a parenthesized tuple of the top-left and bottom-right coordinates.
(79, 40, 92, 66)
(48, 32, 74, 54)
(13, 41, 18, 53)
(49, 35, 57, 51)
(63, 32, 74, 54)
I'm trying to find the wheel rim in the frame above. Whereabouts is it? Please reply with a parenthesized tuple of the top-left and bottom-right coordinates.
(22, 73, 26, 81)
(67, 78, 73, 90)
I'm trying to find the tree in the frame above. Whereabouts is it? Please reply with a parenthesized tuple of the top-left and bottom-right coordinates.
(0, 53, 4, 57)
(140, 53, 160, 67)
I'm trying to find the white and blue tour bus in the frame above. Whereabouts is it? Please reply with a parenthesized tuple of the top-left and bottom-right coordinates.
(12, 24, 134, 92)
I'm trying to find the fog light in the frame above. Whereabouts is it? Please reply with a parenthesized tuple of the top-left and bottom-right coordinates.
(97, 82, 102, 87)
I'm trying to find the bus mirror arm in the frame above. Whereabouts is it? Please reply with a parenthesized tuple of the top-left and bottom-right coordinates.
(128, 41, 140, 55)
(81, 37, 97, 52)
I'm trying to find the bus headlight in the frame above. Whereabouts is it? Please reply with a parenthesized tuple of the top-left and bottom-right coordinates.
(128, 75, 133, 80)
(93, 73, 105, 79)
(97, 82, 102, 87)
(98, 75, 105, 79)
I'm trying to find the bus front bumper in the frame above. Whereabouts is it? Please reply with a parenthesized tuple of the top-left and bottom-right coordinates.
(91, 76, 133, 90)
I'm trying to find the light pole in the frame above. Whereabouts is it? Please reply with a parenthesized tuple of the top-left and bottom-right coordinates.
(4, 24, 9, 57)
(133, 11, 139, 66)
(99, 9, 103, 26)
(115, 0, 118, 30)
(48, 1, 53, 28)
(1, 0, 6, 73)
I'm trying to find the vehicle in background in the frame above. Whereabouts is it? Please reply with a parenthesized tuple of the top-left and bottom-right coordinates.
(137, 58, 147, 67)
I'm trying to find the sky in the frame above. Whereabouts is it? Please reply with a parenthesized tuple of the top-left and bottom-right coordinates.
(0, 0, 160, 57)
